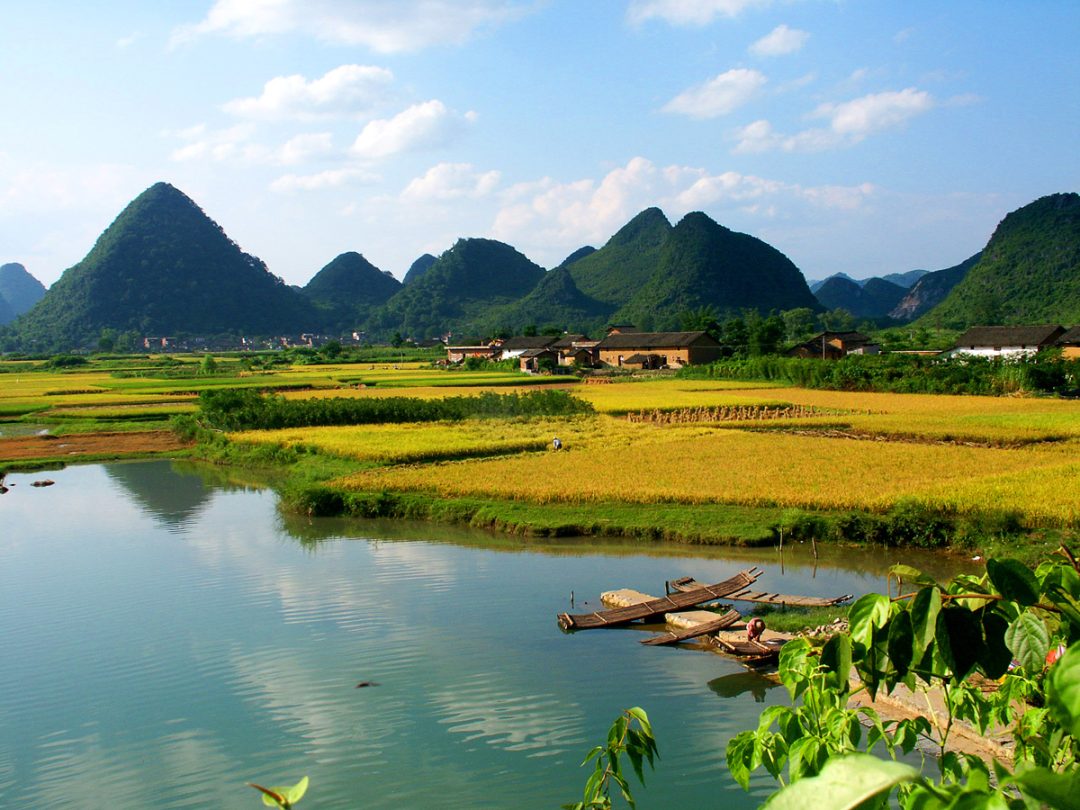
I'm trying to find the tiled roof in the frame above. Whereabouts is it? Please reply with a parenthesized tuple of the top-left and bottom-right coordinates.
(597, 331, 718, 349)
(1057, 326, 1080, 345)
(500, 336, 559, 350)
(954, 325, 1065, 348)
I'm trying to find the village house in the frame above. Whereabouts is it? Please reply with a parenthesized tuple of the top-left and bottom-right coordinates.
(944, 325, 1067, 359)
(1057, 327, 1080, 360)
(550, 334, 598, 367)
(445, 341, 499, 363)
(596, 330, 724, 368)
(518, 347, 560, 373)
(496, 335, 558, 360)
(788, 331, 881, 359)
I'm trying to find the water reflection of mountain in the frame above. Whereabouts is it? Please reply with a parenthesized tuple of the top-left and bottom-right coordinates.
(104, 461, 216, 529)
(275, 509, 976, 581)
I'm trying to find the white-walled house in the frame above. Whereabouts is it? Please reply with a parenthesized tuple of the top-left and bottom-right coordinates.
(944, 325, 1066, 359)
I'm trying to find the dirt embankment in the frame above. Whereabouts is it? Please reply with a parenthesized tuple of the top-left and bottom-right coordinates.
(0, 431, 192, 462)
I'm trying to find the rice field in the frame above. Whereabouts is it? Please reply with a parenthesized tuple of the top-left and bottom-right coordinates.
(333, 425, 1080, 525)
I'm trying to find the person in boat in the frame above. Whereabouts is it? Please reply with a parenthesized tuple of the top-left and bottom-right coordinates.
(552, 436, 562, 451)
(747, 617, 766, 642)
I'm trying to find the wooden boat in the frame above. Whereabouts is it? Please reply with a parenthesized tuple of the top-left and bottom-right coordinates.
(639, 609, 740, 646)
(667, 576, 851, 608)
(713, 637, 787, 668)
(557, 568, 761, 630)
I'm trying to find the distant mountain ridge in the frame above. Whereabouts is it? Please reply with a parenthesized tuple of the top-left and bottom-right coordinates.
(890, 253, 979, 321)
(0, 263, 46, 325)
(814, 275, 907, 319)
(12, 183, 1071, 351)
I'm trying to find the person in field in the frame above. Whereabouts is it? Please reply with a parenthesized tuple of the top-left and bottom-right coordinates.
(552, 436, 562, 451)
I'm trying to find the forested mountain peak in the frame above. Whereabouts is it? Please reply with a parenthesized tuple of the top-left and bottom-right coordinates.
(403, 253, 437, 285)
(4, 181, 317, 350)
(919, 193, 1080, 328)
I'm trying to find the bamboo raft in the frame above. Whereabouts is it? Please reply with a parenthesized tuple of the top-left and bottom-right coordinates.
(667, 576, 852, 608)
(639, 609, 740, 646)
(557, 568, 761, 630)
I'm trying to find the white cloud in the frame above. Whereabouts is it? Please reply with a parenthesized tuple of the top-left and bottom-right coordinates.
(168, 123, 263, 162)
(489, 156, 877, 265)
(168, 124, 335, 166)
(271, 167, 379, 192)
(627, 0, 771, 26)
(662, 68, 766, 118)
(813, 87, 934, 139)
(734, 88, 935, 153)
(351, 100, 472, 159)
(223, 64, 394, 120)
(278, 132, 335, 165)
(173, 0, 529, 53)
(401, 163, 500, 201)
(749, 24, 809, 56)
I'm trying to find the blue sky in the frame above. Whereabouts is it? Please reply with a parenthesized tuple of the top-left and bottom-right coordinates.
(2, 1, 1077, 288)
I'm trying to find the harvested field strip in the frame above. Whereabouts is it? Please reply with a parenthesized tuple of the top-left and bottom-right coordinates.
(626, 404, 834, 423)
(0, 431, 192, 462)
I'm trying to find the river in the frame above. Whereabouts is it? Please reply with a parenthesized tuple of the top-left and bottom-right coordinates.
(0, 460, 971, 808)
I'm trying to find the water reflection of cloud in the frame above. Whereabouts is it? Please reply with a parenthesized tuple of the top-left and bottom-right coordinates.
(16, 729, 241, 808)
(430, 678, 583, 756)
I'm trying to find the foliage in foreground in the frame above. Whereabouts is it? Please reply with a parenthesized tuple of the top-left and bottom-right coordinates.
(680, 352, 1080, 397)
(181, 386, 593, 432)
(565, 707, 658, 810)
(727, 547, 1080, 809)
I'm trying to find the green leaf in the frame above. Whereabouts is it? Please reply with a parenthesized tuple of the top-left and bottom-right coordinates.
(282, 777, 309, 804)
(889, 564, 937, 587)
(849, 594, 891, 648)
(820, 633, 852, 694)
(1014, 766, 1080, 810)
(976, 609, 1012, 679)
(761, 754, 918, 810)
(887, 610, 914, 677)
(986, 559, 1040, 607)
(726, 732, 756, 790)
(937, 606, 980, 680)
(1005, 610, 1050, 672)
(910, 587, 941, 660)
(1046, 643, 1080, 739)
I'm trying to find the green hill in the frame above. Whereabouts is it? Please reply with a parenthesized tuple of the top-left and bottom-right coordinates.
(615, 211, 820, 329)
(6, 182, 317, 351)
(477, 265, 614, 335)
(0, 293, 14, 326)
(568, 208, 672, 306)
(0, 263, 47, 318)
(403, 253, 437, 285)
(366, 238, 546, 339)
(302, 251, 401, 330)
(555, 245, 596, 269)
(922, 193, 1080, 328)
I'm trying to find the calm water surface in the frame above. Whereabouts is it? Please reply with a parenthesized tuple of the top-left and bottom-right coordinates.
(0, 461, 970, 809)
